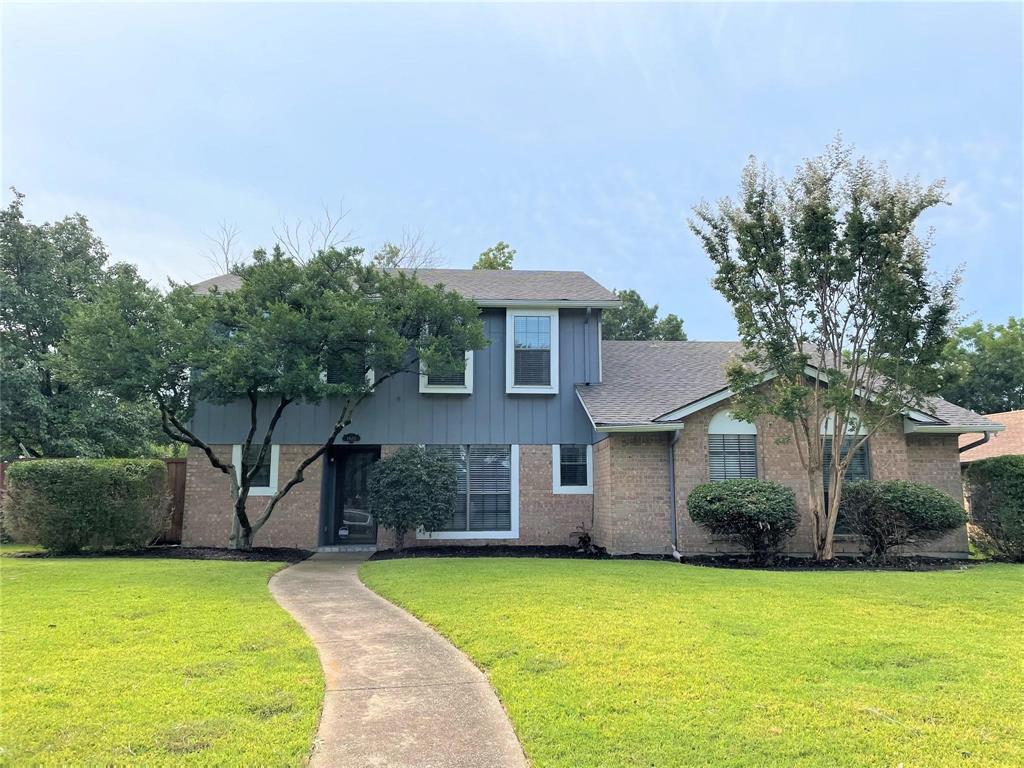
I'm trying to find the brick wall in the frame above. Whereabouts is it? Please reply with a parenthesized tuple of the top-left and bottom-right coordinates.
(593, 405, 969, 558)
(181, 445, 323, 550)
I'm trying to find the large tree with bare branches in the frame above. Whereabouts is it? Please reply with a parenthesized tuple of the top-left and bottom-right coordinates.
(64, 245, 486, 549)
(690, 139, 959, 560)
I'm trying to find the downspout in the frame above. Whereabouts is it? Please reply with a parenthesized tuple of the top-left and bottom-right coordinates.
(583, 307, 592, 385)
(959, 431, 992, 454)
(667, 430, 682, 561)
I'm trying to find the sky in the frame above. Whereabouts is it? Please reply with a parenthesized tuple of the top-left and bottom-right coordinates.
(3, 2, 1022, 340)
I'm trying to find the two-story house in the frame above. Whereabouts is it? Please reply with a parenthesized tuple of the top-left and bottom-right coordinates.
(181, 268, 1004, 557)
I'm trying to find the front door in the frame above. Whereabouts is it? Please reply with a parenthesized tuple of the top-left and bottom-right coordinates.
(332, 447, 380, 545)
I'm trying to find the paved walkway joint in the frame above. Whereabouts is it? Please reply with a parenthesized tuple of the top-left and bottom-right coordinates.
(270, 553, 528, 768)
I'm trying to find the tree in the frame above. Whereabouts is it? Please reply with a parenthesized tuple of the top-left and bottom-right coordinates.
(938, 317, 1024, 413)
(367, 447, 458, 552)
(473, 241, 515, 270)
(689, 139, 958, 560)
(371, 229, 442, 270)
(0, 190, 160, 459)
(601, 289, 686, 341)
(64, 246, 487, 549)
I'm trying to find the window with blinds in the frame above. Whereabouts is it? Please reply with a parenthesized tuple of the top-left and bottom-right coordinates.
(823, 436, 870, 534)
(428, 445, 511, 532)
(513, 315, 552, 386)
(559, 445, 588, 487)
(245, 446, 272, 488)
(427, 367, 467, 387)
(708, 434, 758, 481)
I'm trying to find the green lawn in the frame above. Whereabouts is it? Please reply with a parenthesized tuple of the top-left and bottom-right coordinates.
(362, 559, 1024, 768)
(0, 557, 322, 766)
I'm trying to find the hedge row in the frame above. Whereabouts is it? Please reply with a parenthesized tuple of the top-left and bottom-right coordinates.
(5, 459, 168, 553)
(964, 455, 1024, 561)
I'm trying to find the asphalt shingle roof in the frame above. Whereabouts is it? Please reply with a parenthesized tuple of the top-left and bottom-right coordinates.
(578, 340, 1002, 432)
(191, 268, 618, 305)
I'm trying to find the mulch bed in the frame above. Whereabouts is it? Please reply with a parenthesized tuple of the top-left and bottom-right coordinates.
(370, 545, 973, 571)
(6, 546, 313, 563)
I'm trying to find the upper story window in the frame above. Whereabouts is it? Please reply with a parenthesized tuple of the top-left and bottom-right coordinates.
(552, 444, 593, 494)
(232, 444, 280, 496)
(506, 309, 559, 394)
(419, 351, 473, 394)
(707, 410, 758, 481)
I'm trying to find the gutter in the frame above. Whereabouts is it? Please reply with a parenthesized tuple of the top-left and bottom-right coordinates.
(959, 431, 993, 454)
(667, 430, 682, 561)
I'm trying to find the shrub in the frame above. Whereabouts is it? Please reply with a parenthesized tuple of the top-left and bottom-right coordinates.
(964, 455, 1024, 561)
(687, 479, 798, 562)
(367, 447, 458, 552)
(839, 480, 968, 558)
(6, 459, 168, 553)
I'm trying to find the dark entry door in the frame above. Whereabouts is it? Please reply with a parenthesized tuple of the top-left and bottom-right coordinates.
(332, 447, 380, 545)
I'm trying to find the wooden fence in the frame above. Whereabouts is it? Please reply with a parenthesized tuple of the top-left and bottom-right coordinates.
(0, 457, 187, 545)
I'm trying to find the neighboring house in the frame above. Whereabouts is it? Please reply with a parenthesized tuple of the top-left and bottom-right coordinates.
(959, 410, 1024, 465)
(181, 269, 1004, 558)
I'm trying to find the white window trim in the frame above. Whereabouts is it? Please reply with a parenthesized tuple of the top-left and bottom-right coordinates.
(506, 309, 559, 395)
(552, 444, 593, 494)
(232, 444, 280, 496)
(417, 445, 520, 540)
(419, 351, 473, 394)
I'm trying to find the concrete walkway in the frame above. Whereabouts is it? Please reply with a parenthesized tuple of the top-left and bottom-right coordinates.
(269, 553, 528, 768)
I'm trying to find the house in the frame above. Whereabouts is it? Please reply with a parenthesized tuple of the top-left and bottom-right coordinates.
(959, 410, 1024, 464)
(181, 269, 1004, 557)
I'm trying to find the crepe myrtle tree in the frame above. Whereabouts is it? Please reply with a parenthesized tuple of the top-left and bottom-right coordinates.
(689, 138, 959, 560)
(64, 245, 487, 549)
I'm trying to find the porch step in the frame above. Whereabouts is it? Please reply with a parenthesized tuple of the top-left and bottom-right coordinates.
(317, 545, 378, 553)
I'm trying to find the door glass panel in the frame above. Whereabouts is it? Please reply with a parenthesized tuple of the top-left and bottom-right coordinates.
(336, 451, 378, 544)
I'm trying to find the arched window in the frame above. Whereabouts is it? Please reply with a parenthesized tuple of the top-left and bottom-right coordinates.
(708, 410, 758, 481)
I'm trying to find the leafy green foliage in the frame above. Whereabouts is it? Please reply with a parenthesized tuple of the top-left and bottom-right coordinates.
(687, 479, 798, 561)
(689, 138, 958, 559)
(964, 455, 1024, 561)
(939, 318, 1024, 413)
(367, 447, 458, 551)
(5, 458, 168, 553)
(0, 557, 321, 764)
(839, 480, 967, 558)
(472, 241, 515, 270)
(0, 190, 161, 459)
(63, 247, 486, 548)
(363, 559, 1024, 768)
(601, 288, 686, 341)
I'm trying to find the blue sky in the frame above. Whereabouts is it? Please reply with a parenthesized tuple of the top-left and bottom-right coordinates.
(3, 2, 1021, 339)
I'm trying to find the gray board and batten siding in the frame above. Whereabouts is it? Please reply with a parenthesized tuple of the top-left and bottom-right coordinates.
(189, 308, 603, 446)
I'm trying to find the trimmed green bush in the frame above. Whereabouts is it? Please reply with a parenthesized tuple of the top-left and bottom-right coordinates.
(839, 480, 967, 558)
(367, 447, 458, 552)
(6, 459, 168, 553)
(687, 479, 798, 562)
(964, 455, 1024, 561)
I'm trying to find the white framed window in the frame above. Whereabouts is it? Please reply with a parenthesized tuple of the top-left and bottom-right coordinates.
(419, 351, 473, 394)
(231, 444, 280, 496)
(552, 444, 593, 494)
(418, 444, 520, 540)
(506, 309, 559, 394)
(708, 410, 758, 482)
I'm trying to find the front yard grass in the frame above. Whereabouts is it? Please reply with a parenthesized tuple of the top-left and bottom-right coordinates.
(362, 558, 1024, 768)
(0, 557, 321, 765)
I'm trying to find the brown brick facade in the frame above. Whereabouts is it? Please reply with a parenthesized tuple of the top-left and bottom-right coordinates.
(181, 444, 323, 550)
(589, 407, 968, 557)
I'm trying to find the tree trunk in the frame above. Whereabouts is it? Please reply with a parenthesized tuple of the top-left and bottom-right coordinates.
(393, 527, 405, 553)
(228, 498, 254, 550)
(808, 466, 833, 561)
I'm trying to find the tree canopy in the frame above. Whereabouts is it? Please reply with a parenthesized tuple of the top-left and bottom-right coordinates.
(690, 138, 958, 560)
(601, 289, 686, 341)
(64, 245, 487, 548)
(939, 317, 1024, 414)
(472, 241, 515, 270)
(0, 190, 161, 459)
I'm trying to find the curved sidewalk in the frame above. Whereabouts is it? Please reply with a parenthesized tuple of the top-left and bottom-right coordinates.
(270, 553, 527, 768)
